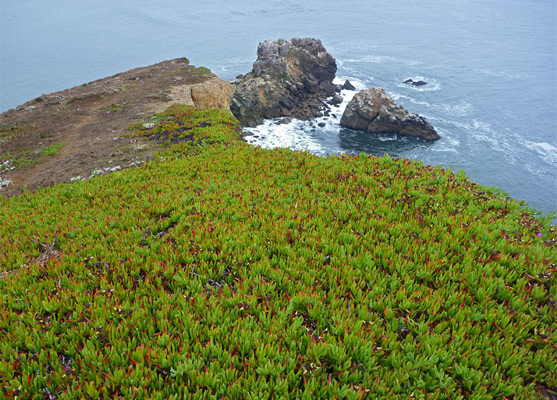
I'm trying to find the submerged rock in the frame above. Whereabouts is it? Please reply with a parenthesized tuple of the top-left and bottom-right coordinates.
(340, 87, 440, 141)
(230, 38, 337, 126)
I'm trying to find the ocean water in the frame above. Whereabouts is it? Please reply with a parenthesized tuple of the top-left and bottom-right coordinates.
(1, 0, 556, 217)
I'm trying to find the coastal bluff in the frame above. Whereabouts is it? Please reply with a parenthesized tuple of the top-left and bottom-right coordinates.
(1, 38, 441, 197)
(0, 58, 234, 197)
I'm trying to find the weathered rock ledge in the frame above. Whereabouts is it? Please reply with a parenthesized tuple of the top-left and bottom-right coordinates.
(340, 87, 440, 141)
(230, 38, 337, 126)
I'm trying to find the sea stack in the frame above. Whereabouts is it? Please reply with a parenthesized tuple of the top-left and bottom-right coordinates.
(340, 87, 440, 141)
(230, 38, 337, 126)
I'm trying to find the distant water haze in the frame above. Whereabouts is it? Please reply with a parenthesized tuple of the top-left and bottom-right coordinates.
(1, 0, 556, 217)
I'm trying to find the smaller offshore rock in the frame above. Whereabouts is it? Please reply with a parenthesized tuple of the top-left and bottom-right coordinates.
(342, 80, 356, 91)
(340, 87, 440, 141)
(403, 79, 427, 87)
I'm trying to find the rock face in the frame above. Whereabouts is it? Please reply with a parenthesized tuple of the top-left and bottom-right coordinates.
(155, 76, 234, 114)
(340, 87, 440, 141)
(190, 78, 234, 110)
(230, 38, 337, 126)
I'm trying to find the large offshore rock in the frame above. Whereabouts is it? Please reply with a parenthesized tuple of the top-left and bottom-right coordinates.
(340, 87, 440, 141)
(231, 38, 337, 126)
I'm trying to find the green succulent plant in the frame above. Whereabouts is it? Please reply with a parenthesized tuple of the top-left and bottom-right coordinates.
(0, 106, 555, 399)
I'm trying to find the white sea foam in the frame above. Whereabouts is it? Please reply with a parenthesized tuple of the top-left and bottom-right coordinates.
(341, 55, 397, 64)
(333, 77, 367, 91)
(430, 127, 460, 153)
(388, 92, 401, 101)
(405, 99, 473, 118)
(525, 141, 557, 166)
(475, 68, 533, 79)
(439, 101, 473, 117)
(243, 82, 366, 156)
(340, 54, 423, 67)
(448, 119, 521, 164)
(523, 160, 557, 182)
(377, 134, 399, 142)
(244, 119, 326, 154)
(435, 116, 557, 184)
(335, 71, 373, 88)
(389, 92, 431, 107)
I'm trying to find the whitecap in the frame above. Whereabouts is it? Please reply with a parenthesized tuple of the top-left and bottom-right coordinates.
(376, 133, 399, 142)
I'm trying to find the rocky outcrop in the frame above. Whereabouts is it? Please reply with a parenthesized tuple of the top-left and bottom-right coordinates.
(230, 38, 337, 126)
(340, 87, 440, 141)
(153, 75, 234, 114)
(190, 78, 234, 110)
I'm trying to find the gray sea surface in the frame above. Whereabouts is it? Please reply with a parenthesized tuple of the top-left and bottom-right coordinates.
(1, 0, 556, 217)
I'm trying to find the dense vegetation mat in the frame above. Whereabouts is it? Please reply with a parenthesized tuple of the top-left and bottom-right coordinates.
(1, 106, 555, 399)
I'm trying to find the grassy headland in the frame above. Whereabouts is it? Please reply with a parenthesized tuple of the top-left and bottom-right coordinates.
(1, 106, 555, 399)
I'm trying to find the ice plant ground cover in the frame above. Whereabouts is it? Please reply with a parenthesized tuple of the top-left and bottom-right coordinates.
(0, 106, 555, 399)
